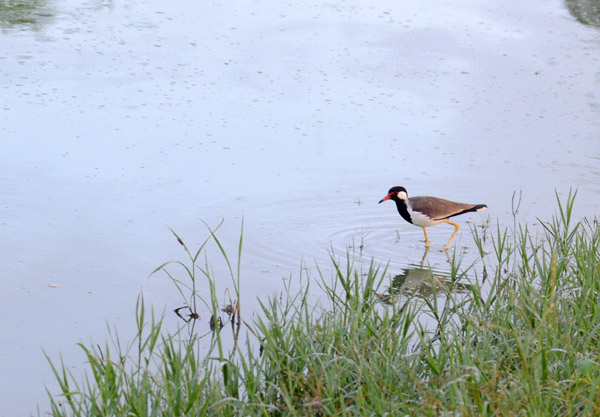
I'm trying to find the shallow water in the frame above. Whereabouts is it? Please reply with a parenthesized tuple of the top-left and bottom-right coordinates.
(1, 0, 600, 414)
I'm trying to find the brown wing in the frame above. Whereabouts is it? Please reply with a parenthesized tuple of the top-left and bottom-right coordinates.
(409, 196, 482, 220)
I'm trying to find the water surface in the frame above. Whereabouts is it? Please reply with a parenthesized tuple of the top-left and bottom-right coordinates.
(1, 0, 600, 414)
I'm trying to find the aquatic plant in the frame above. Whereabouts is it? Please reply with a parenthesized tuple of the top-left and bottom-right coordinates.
(45, 192, 600, 416)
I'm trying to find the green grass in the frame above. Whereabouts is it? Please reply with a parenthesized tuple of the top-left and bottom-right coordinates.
(44, 192, 600, 416)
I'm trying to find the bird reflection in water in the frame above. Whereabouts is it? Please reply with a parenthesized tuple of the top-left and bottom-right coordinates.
(376, 249, 472, 304)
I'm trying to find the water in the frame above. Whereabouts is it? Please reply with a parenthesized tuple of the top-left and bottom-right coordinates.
(1, 0, 600, 414)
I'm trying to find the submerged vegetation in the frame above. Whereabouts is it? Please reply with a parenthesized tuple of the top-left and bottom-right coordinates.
(45, 193, 600, 416)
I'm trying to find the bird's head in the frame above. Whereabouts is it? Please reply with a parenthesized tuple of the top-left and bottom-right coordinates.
(379, 186, 408, 204)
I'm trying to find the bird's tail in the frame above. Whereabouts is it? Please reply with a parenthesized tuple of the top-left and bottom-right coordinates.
(474, 204, 487, 212)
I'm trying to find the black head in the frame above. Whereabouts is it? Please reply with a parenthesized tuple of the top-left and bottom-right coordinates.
(379, 186, 408, 204)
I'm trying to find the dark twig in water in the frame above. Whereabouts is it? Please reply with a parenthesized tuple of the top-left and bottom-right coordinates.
(209, 315, 223, 331)
(174, 306, 200, 323)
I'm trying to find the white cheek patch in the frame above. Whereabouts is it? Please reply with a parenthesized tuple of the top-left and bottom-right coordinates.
(397, 191, 408, 200)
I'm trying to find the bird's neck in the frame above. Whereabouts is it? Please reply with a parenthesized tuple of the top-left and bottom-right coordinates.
(392, 198, 413, 224)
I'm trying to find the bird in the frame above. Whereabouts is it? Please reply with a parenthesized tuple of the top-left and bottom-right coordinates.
(379, 186, 487, 250)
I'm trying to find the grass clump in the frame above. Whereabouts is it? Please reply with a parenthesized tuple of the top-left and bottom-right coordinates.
(45, 193, 600, 416)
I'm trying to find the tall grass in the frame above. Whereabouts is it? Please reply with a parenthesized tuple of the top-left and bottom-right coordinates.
(44, 193, 600, 416)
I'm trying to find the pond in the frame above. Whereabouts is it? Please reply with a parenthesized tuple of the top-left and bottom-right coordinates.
(1, 0, 600, 414)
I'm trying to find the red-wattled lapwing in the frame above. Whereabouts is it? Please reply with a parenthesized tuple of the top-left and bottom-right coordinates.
(379, 186, 487, 250)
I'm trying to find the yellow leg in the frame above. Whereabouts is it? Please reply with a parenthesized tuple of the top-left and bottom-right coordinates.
(443, 220, 460, 250)
(423, 227, 430, 248)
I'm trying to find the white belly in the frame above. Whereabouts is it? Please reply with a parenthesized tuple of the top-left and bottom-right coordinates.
(408, 207, 443, 228)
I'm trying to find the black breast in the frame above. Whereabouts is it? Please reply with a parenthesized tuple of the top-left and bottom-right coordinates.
(393, 199, 413, 224)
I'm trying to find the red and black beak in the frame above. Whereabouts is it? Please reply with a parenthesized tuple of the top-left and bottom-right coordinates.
(378, 193, 392, 204)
